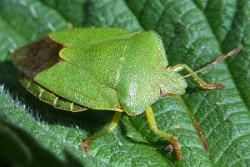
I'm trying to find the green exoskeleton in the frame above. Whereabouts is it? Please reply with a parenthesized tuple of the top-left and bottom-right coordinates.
(12, 28, 242, 160)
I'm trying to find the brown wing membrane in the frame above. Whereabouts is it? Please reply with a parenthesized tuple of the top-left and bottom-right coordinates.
(12, 36, 64, 78)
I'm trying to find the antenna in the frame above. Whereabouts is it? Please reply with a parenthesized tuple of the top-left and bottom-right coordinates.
(184, 46, 243, 78)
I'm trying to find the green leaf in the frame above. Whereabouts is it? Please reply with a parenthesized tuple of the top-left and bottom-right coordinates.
(0, 120, 64, 167)
(0, 0, 249, 166)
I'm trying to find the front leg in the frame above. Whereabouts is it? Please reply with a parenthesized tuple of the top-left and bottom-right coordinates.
(169, 46, 243, 89)
(169, 63, 225, 89)
(145, 106, 183, 160)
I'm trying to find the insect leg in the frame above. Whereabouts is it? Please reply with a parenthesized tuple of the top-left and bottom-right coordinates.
(169, 46, 243, 89)
(171, 94, 209, 155)
(169, 64, 225, 89)
(145, 106, 183, 160)
(83, 111, 122, 152)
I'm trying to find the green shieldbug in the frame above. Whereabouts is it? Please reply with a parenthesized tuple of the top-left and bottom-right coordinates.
(12, 28, 242, 160)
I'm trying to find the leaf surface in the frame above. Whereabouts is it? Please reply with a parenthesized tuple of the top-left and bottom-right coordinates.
(0, 0, 249, 166)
